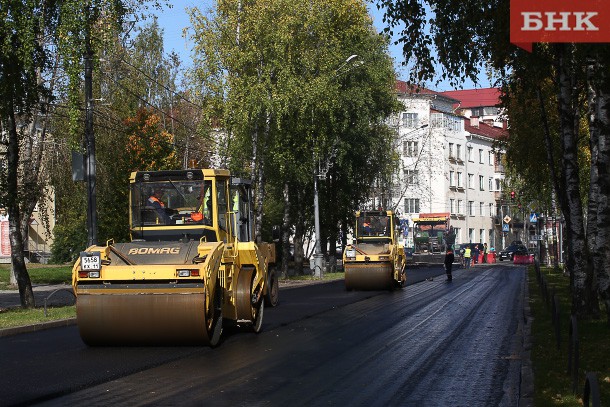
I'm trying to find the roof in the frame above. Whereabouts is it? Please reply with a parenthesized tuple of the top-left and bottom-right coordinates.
(440, 88, 501, 108)
(464, 119, 507, 140)
(395, 80, 460, 104)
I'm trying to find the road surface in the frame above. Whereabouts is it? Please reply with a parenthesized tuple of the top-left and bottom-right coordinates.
(1, 264, 529, 406)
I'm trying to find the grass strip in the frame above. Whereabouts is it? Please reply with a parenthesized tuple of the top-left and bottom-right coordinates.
(0, 306, 76, 329)
(528, 265, 609, 406)
(0, 264, 72, 290)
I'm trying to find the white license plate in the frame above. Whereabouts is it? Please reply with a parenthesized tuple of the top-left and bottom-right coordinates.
(80, 251, 101, 271)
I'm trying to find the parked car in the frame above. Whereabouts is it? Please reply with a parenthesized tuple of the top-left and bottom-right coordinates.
(498, 244, 528, 261)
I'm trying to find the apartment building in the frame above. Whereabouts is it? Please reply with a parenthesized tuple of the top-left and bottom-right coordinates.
(393, 82, 508, 250)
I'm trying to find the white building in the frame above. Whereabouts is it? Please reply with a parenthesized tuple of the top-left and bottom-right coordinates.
(392, 82, 508, 251)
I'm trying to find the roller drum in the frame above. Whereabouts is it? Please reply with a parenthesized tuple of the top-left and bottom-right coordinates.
(345, 262, 394, 291)
(76, 292, 211, 346)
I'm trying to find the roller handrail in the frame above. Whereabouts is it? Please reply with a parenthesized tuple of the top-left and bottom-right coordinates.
(44, 288, 76, 317)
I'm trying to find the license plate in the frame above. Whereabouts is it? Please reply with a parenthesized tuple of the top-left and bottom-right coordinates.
(80, 251, 101, 271)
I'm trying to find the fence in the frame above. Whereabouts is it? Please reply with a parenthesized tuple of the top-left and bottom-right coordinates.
(533, 261, 601, 406)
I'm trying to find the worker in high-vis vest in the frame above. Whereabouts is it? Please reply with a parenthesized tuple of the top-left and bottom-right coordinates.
(463, 246, 472, 269)
(148, 188, 171, 224)
(190, 185, 211, 224)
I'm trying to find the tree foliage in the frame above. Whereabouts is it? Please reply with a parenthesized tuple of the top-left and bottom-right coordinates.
(49, 17, 187, 263)
(190, 0, 400, 274)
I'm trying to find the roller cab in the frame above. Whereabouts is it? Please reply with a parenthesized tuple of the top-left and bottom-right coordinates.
(343, 210, 406, 291)
(72, 169, 278, 346)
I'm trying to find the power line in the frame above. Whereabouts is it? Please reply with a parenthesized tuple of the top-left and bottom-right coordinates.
(116, 57, 204, 111)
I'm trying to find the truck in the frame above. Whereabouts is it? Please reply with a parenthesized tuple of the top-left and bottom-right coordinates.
(72, 169, 279, 346)
(342, 210, 406, 290)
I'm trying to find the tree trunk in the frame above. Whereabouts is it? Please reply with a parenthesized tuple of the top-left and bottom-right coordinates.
(293, 190, 305, 275)
(587, 54, 610, 324)
(555, 44, 598, 318)
(6, 111, 35, 308)
(280, 181, 291, 278)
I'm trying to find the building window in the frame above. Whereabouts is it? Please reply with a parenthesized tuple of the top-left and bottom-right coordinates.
(480, 229, 485, 243)
(479, 202, 484, 215)
(405, 169, 419, 185)
(488, 177, 493, 191)
(457, 172, 463, 188)
(467, 146, 473, 162)
(453, 227, 461, 244)
(431, 113, 461, 130)
(457, 200, 463, 214)
(403, 140, 419, 157)
(456, 144, 462, 161)
(479, 149, 484, 163)
(468, 228, 474, 242)
(479, 175, 484, 191)
(489, 203, 494, 216)
(488, 151, 493, 165)
(448, 142, 454, 159)
(495, 179, 501, 191)
(450, 198, 455, 214)
(404, 198, 420, 213)
(402, 112, 419, 128)
(468, 201, 474, 216)
(468, 173, 474, 189)
(449, 171, 455, 187)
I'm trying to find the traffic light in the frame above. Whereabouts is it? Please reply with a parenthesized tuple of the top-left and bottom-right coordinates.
(510, 191, 516, 200)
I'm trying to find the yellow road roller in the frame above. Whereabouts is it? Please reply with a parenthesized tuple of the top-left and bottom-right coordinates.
(343, 210, 406, 290)
(72, 169, 279, 346)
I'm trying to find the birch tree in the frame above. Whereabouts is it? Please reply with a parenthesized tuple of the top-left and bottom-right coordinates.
(377, 0, 609, 320)
(190, 0, 399, 275)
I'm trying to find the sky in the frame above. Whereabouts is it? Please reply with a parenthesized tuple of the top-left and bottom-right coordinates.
(148, 1, 492, 92)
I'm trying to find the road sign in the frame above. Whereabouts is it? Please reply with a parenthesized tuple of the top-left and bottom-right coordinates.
(530, 213, 538, 223)
(502, 223, 510, 232)
(503, 215, 512, 224)
(529, 235, 543, 241)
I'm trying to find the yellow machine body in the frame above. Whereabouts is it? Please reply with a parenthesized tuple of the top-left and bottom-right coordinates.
(343, 210, 406, 291)
(72, 169, 278, 346)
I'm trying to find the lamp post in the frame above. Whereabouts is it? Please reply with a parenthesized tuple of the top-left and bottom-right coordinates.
(312, 54, 361, 279)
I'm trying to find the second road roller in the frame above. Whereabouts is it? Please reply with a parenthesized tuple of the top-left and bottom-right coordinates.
(343, 210, 406, 290)
(72, 169, 279, 346)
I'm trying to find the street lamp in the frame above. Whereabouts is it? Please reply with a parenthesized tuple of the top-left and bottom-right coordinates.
(312, 54, 362, 279)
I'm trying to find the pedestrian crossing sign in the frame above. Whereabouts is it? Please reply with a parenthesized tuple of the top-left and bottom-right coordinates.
(530, 213, 538, 223)
(502, 223, 509, 232)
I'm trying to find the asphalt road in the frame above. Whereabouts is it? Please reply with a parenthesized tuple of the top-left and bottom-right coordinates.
(1, 264, 529, 406)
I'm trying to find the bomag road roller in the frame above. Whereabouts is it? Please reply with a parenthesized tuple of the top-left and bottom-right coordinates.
(72, 169, 279, 346)
(343, 210, 406, 290)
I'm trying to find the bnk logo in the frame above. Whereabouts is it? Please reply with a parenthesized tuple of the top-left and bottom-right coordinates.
(510, 0, 610, 52)
(521, 12, 598, 31)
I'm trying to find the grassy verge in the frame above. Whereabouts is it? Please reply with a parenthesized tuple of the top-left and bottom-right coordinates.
(0, 264, 75, 329)
(279, 271, 344, 282)
(0, 306, 76, 329)
(528, 265, 610, 406)
(0, 263, 72, 290)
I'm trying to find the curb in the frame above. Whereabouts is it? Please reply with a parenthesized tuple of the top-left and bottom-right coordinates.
(519, 270, 534, 407)
(0, 318, 77, 338)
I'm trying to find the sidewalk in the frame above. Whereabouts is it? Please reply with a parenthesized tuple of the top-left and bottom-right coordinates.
(0, 283, 75, 310)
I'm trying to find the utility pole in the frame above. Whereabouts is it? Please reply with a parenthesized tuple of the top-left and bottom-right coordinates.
(84, 8, 97, 246)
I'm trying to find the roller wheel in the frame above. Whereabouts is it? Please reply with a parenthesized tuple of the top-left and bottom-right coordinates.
(236, 267, 265, 332)
(252, 298, 264, 333)
(265, 268, 280, 307)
